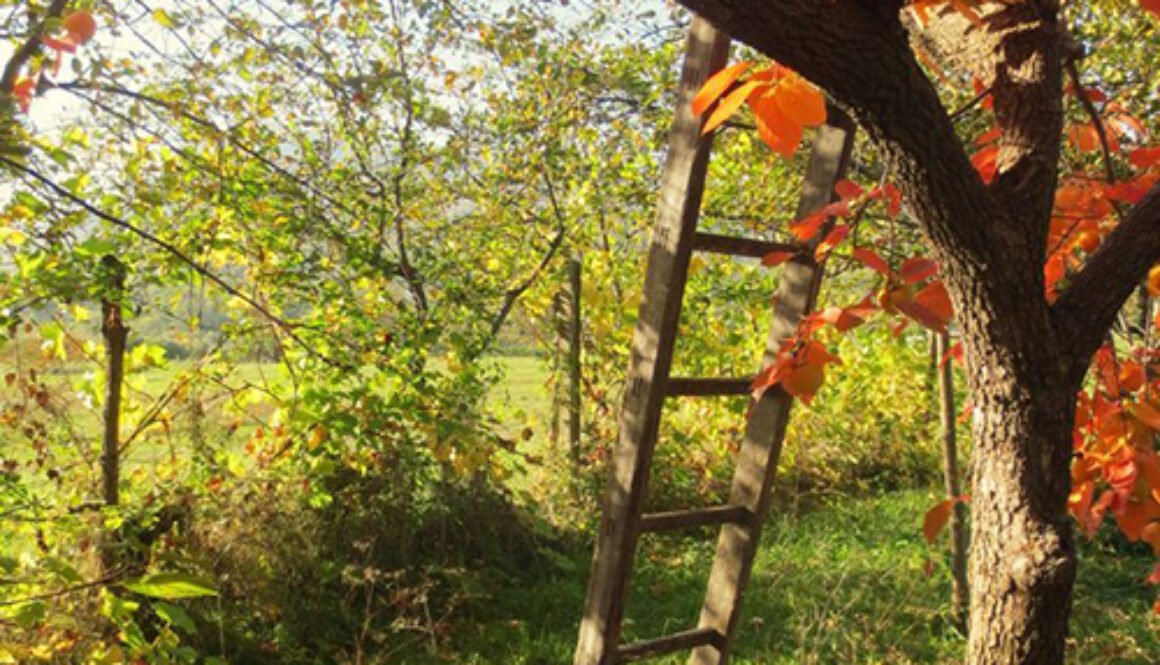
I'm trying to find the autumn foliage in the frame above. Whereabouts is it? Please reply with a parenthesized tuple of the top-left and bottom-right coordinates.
(692, 0, 1160, 610)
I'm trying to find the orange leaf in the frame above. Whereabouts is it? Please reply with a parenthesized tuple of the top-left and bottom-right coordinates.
(774, 73, 826, 127)
(1128, 401, 1160, 430)
(63, 11, 97, 44)
(1069, 480, 1095, 532)
(702, 80, 762, 135)
(1142, 522, 1160, 556)
(1115, 498, 1159, 541)
(1147, 265, 1160, 297)
(923, 497, 964, 545)
(1120, 361, 1145, 393)
(692, 61, 751, 116)
(762, 250, 797, 267)
(1068, 123, 1101, 153)
(896, 281, 954, 334)
(751, 93, 803, 157)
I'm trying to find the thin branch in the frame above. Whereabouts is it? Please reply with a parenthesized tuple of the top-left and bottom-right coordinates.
(1065, 59, 1116, 187)
(0, 573, 119, 607)
(0, 155, 349, 370)
(474, 172, 569, 360)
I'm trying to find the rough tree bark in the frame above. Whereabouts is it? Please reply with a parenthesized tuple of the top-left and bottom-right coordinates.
(673, 1, 1160, 663)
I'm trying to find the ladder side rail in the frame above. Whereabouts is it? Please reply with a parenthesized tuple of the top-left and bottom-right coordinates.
(690, 108, 857, 665)
(573, 16, 731, 665)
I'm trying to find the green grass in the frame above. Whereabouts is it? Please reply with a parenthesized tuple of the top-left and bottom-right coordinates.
(432, 490, 1159, 664)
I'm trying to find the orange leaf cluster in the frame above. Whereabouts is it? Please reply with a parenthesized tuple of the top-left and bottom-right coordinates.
(750, 338, 841, 405)
(1070, 346, 1160, 584)
(693, 61, 827, 158)
(11, 11, 97, 113)
(43, 11, 98, 54)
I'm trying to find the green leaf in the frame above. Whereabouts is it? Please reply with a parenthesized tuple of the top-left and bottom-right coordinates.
(9, 601, 46, 627)
(124, 572, 218, 599)
(154, 602, 196, 634)
(75, 238, 116, 257)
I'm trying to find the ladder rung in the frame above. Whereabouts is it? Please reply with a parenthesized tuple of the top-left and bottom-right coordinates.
(692, 232, 800, 260)
(639, 505, 752, 533)
(616, 627, 725, 662)
(666, 377, 751, 397)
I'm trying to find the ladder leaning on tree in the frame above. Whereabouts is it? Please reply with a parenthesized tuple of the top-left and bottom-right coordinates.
(573, 15, 856, 665)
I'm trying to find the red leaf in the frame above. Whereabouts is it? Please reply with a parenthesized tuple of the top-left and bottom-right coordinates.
(814, 224, 850, 260)
(939, 342, 963, 369)
(1130, 147, 1160, 169)
(899, 257, 939, 284)
(692, 62, 751, 116)
(1094, 345, 1120, 395)
(1147, 562, 1160, 585)
(818, 303, 875, 332)
(42, 35, 78, 53)
(971, 145, 1000, 184)
(1106, 174, 1160, 205)
(852, 248, 891, 276)
(834, 179, 864, 200)
(883, 183, 902, 217)
(974, 126, 1002, 146)
(1142, 0, 1160, 20)
(790, 211, 827, 242)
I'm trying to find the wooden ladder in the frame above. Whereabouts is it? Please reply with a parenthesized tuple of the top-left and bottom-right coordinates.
(573, 16, 855, 665)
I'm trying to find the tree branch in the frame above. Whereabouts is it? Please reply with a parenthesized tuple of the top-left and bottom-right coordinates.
(0, 155, 351, 370)
(1051, 182, 1160, 378)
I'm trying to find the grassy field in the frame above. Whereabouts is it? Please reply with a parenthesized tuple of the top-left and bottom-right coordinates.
(440, 490, 1160, 664)
(6, 354, 1158, 663)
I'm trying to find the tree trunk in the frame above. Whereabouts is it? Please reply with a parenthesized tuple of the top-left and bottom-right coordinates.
(961, 326, 1077, 664)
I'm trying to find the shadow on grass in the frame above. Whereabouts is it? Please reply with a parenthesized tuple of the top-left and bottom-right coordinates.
(431, 490, 1158, 664)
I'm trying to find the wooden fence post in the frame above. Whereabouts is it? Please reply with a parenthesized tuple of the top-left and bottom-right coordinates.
(99, 256, 127, 575)
(937, 331, 968, 623)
